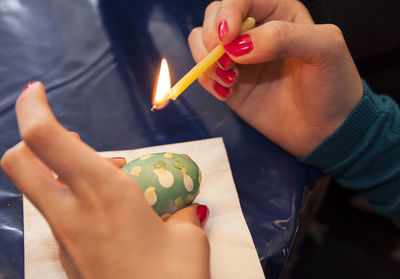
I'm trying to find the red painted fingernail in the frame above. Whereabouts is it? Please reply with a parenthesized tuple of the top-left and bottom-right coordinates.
(196, 204, 208, 226)
(218, 20, 229, 41)
(213, 82, 230, 98)
(224, 34, 253, 57)
(216, 67, 236, 84)
(111, 157, 126, 160)
(23, 81, 36, 91)
(218, 53, 232, 69)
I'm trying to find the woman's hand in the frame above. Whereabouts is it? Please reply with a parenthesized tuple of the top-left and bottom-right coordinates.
(1, 82, 210, 279)
(189, 0, 363, 157)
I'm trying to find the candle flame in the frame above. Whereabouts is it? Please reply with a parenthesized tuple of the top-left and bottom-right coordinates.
(152, 58, 171, 110)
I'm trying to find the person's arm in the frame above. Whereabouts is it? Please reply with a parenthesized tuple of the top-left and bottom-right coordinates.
(188, 0, 399, 226)
(1, 82, 210, 279)
(300, 81, 400, 226)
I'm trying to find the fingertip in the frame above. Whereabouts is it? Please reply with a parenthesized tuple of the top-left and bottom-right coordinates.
(198, 75, 227, 101)
(202, 1, 222, 52)
(166, 203, 210, 228)
(196, 204, 210, 228)
(218, 20, 229, 42)
(17, 81, 46, 112)
(215, 66, 237, 85)
(21, 81, 45, 94)
(108, 157, 127, 169)
(216, 17, 240, 45)
(22, 81, 36, 92)
(223, 33, 254, 58)
(213, 82, 230, 100)
(217, 53, 233, 70)
(216, 0, 250, 44)
(15, 81, 61, 151)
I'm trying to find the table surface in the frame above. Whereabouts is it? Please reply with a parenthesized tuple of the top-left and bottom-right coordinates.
(0, 0, 318, 278)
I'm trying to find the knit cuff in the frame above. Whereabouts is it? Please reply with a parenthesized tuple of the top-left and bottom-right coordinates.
(299, 80, 379, 172)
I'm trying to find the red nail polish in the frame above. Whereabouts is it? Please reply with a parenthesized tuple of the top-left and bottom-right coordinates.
(213, 82, 230, 98)
(218, 53, 232, 69)
(224, 34, 253, 57)
(218, 20, 229, 41)
(216, 67, 236, 84)
(23, 81, 36, 91)
(111, 157, 126, 160)
(196, 204, 208, 225)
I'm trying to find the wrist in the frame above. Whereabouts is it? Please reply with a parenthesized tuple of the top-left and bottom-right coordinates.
(299, 80, 378, 164)
(291, 76, 364, 158)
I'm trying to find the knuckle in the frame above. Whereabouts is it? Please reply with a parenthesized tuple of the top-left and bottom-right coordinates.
(202, 28, 218, 51)
(268, 21, 289, 59)
(1, 146, 19, 175)
(324, 24, 346, 54)
(188, 27, 201, 46)
(326, 24, 345, 44)
(20, 116, 54, 147)
(205, 1, 220, 15)
(1, 143, 26, 176)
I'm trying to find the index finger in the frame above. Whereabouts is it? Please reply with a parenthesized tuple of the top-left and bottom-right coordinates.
(217, 0, 283, 44)
(218, 0, 312, 44)
(15, 82, 120, 196)
(215, 0, 251, 44)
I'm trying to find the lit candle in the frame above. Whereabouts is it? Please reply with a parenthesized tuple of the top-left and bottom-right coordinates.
(152, 58, 171, 110)
(152, 17, 256, 110)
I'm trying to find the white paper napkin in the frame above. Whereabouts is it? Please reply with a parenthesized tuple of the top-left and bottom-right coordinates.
(24, 137, 264, 278)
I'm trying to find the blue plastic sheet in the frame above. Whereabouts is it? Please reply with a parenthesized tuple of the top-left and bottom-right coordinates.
(0, 0, 318, 278)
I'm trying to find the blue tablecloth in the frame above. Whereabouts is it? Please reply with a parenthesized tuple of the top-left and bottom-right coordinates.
(0, 0, 318, 278)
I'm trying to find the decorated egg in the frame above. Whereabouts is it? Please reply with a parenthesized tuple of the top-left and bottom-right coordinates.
(121, 152, 202, 217)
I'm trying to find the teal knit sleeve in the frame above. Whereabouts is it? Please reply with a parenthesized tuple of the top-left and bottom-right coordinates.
(299, 81, 400, 227)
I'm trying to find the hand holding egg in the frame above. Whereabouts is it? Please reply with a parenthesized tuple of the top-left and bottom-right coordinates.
(1, 82, 210, 279)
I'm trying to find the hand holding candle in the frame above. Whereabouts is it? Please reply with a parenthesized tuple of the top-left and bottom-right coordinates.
(152, 17, 256, 110)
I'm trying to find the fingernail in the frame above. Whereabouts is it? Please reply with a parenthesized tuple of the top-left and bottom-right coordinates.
(218, 53, 232, 69)
(218, 20, 229, 41)
(224, 34, 253, 57)
(213, 82, 230, 98)
(111, 157, 126, 160)
(196, 204, 209, 226)
(216, 67, 236, 84)
(23, 81, 36, 91)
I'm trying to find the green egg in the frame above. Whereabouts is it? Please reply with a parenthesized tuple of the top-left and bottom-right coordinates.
(121, 152, 202, 217)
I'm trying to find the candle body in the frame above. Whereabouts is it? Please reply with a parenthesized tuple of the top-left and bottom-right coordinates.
(168, 17, 256, 101)
(169, 45, 225, 100)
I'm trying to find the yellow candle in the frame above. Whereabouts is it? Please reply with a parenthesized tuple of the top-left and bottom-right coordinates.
(152, 17, 256, 110)
(169, 17, 255, 101)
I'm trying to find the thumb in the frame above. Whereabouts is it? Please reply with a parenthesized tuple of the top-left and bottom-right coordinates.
(224, 21, 347, 65)
(166, 203, 209, 228)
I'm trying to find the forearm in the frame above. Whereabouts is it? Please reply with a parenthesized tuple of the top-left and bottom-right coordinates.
(300, 80, 400, 226)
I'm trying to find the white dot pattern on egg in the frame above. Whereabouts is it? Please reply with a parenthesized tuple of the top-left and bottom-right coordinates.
(140, 154, 152, 160)
(183, 174, 194, 192)
(144, 187, 157, 205)
(130, 166, 142, 176)
(153, 168, 174, 188)
(164, 152, 173, 158)
(121, 152, 201, 216)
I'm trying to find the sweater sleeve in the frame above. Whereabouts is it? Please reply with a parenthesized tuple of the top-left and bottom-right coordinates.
(299, 80, 400, 227)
